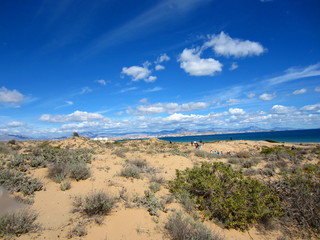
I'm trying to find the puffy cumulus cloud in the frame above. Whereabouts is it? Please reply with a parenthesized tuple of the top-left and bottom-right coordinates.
(121, 63, 156, 82)
(155, 64, 165, 71)
(127, 101, 211, 115)
(156, 53, 170, 63)
(229, 108, 245, 115)
(300, 103, 320, 112)
(39, 110, 105, 123)
(205, 32, 265, 58)
(178, 48, 222, 76)
(229, 62, 239, 70)
(315, 87, 320, 92)
(0, 87, 24, 103)
(259, 93, 276, 101)
(6, 121, 24, 128)
(271, 105, 296, 114)
(293, 88, 307, 95)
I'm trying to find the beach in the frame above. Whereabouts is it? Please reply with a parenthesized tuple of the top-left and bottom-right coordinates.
(0, 137, 319, 239)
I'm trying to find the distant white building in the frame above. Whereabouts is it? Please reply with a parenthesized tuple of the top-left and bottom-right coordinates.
(92, 137, 109, 141)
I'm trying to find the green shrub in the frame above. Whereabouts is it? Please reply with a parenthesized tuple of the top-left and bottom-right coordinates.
(270, 169, 320, 236)
(48, 162, 69, 183)
(149, 182, 161, 193)
(0, 168, 43, 195)
(69, 163, 90, 181)
(169, 162, 281, 230)
(73, 191, 116, 216)
(67, 224, 87, 238)
(60, 180, 71, 191)
(165, 211, 223, 240)
(132, 190, 165, 216)
(120, 166, 141, 179)
(0, 209, 40, 236)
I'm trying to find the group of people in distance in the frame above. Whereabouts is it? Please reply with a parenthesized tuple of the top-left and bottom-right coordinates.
(191, 140, 232, 156)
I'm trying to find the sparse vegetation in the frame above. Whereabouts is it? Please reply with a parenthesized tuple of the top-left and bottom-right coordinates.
(0, 209, 40, 237)
(73, 191, 116, 216)
(120, 166, 142, 179)
(0, 168, 43, 195)
(165, 211, 223, 240)
(132, 190, 166, 216)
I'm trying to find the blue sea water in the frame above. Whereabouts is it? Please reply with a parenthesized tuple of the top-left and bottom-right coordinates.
(159, 129, 320, 143)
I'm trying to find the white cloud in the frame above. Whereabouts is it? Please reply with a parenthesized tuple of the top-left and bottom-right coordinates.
(259, 93, 276, 101)
(147, 76, 157, 82)
(96, 79, 107, 85)
(139, 98, 148, 104)
(119, 87, 138, 93)
(0, 87, 24, 103)
(178, 48, 222, 76)
(226, 98, 241, 105)
(80, 87, 92, 94)
(121, 64, 156, 82)
(156, 53, 170, 63)
(122, 65, 150, 81)
(205, 32, 265, 58)
(229, 108, 245, 115)
(271, 105, 296, 114)
(293, 88, 307, 95)
(144, 87, 163, 93)
(155, 64, 165, 71)
(247, 93, 256, 98)
(300, 103, 320, 112)
(267, 63, 320, 85)
(229, 62, 239, 70)
(39, 110, 105, 123)
(315, 87, 320, 92)
(127, 101, 210, 115)
(6, 121, 24, 128)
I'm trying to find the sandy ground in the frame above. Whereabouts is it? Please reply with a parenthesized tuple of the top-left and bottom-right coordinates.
(1, 137, 318, 240)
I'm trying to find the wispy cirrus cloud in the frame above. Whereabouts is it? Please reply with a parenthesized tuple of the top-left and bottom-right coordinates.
(266, 63, 320, 85)
(81, 0, 212, 57)
(293, 88, 307, 95)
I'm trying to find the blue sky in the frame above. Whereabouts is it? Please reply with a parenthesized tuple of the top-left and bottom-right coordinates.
(0, 0, 319, 137)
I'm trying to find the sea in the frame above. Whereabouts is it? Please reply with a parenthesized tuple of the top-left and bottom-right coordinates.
(159, 129, 320, 143)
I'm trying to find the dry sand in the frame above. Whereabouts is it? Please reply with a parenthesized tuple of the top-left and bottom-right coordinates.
(1, 137, 318, 240)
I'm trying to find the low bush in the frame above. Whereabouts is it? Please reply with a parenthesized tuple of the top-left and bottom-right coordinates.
(132, 190, 165, 216)
(67, 224, 87, 238)
(73, 191, 116, 216)
(169, 162, 282, 230)
(270, 168, 320, 236)
(48, 162, 69, 183)
(120, 166, 141, 179)
(165, 211, 223, 240)
(60, 180, 71, 191)
(0, 168, 43, 195)
(69, 163, 90, 181)
(149, 182, 161, 193)
(0, 209, 40, 236)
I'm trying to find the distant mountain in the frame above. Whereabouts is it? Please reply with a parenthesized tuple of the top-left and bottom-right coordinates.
(0, 134, 33, 141)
